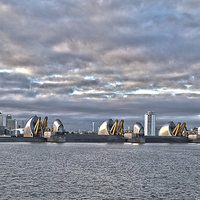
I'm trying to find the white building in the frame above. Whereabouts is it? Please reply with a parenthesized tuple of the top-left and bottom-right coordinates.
(144, 111, 156, 136)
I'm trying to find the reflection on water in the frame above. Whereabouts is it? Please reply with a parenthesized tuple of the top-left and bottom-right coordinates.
(0, 143, 200, 199)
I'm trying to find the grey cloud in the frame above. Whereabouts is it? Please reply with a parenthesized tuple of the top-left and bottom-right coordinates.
(0, 95, 200, 131)
(1, 0, 200, 130)
(0, 72, 30, 89)
(0, 89, 38, 98)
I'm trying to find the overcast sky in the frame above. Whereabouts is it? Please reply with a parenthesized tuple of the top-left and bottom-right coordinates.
(1, 0, 200, 131)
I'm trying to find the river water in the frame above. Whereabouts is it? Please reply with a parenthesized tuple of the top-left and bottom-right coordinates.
(0, 143, 200, 199)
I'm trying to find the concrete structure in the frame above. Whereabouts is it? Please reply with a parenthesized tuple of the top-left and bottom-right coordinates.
(144, 111, 156, 136)
(145, 136, 190, 143)
(159, 121, 176, 136)
(134, 122, 144, 135)
(24, 116, 38, 137)
(65, 134, 125, 143)
(0, 112, 3, 126)
(53, 119, 64, 132)
(98, 119, 114, 135)
(198, 127, 200, 135)
(24, 116, 65, 140)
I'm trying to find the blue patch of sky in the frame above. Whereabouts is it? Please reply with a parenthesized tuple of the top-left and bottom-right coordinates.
(27, 77, 44, 84)
(103, 94, 114, 98)
(48, 74, 63, 78)
(185, 84, 193, 88)
(83, 76, 97, 80)
(0, 68, 13, 73)
(108, 81, 121, 87)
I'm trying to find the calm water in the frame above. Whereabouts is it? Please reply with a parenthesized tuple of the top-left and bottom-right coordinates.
(0, 143, 200, 199)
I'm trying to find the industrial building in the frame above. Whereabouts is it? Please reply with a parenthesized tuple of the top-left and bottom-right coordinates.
(144, 111, 156, 136)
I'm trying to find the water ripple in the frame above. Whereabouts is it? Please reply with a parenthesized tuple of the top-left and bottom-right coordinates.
(0, 143, 200, 199)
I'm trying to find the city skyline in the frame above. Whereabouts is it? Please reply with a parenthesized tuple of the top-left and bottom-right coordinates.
(1, 1, 200, 131)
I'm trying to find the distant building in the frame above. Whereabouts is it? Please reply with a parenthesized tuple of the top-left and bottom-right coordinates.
(144, 111, 156, 136)
(0, 126, 5, 135)
(7, 119, 17, 130)
(6, 114, 12, 128)
(0, 112, 3, 126)
(156, 127, 160, 136)
(6, 115, 18, 130)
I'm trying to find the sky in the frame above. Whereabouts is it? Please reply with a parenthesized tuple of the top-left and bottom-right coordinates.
(1, 0, 200, 131)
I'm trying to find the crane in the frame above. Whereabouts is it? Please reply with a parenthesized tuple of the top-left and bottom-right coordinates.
(171, 122, 197, 137)
(33, 117, 41, 136)
(109, 119, 133, 137)
(42, 116, 48, 133)
(33, 116, 55, 137)
(171, 122, 186, 136)
(41, 116, 53, 132)
(110, 120, 118, 135)
(117, 120, 124, 136)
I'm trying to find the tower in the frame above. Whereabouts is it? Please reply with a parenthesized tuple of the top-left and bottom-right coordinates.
(0, 112, 3, 126)
(92, 121, 95, 132)
(144, 111, 156, 136)
(6, 114, 12, 129)
(6, 115, 17, 130)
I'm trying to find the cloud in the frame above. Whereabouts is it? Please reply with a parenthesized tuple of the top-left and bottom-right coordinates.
(0, 0, 200, 130)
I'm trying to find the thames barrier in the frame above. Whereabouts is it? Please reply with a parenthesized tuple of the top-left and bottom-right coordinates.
(0, 111, 200, 143)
